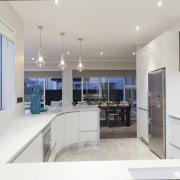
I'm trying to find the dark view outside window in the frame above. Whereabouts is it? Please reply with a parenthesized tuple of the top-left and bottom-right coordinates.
(83, 77, 99, 102)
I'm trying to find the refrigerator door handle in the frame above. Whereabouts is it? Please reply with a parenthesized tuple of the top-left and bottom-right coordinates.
(148, 93, 152, 121)
(148, 121, 152, 139)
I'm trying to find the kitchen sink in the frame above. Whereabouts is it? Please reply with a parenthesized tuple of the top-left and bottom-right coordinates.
(128, 167, 180, 179)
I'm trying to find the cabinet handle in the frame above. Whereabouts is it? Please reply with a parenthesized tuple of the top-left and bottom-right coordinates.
(148, 94, 152, 121)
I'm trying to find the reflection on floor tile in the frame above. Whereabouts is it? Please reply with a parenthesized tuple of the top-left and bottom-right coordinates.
(56, 138, 159, 162)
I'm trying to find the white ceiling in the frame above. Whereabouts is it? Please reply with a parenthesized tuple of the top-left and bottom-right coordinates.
(9, 0, 180, 63)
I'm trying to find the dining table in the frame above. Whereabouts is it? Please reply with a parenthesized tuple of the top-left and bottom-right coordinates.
(98, 103, 131, 126)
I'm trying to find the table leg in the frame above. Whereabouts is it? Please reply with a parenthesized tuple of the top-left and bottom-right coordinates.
(126, 108, 131, 126)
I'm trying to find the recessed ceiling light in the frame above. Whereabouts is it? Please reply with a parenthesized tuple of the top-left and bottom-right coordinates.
(136, 26, 140, 31)
(32, 57, 35, 61)
(67, 51, 70, 55)
(100, 51, 104, 55)
(157, 0, 163, 7)
(133, 52, 136, 56)
(54, 0, 59, 4)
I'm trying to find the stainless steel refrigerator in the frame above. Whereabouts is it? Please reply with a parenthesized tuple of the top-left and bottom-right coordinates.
(148, 68, 166, 159)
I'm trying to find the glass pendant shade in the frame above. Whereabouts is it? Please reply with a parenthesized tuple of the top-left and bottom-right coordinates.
(58, 33, 67, 71)
(76, 57, 84, 72)
(35, 25, 46, 68)
(77, 38, 84, 72)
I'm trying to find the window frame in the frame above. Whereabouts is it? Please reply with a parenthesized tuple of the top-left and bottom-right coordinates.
(0, 35, 2, 109)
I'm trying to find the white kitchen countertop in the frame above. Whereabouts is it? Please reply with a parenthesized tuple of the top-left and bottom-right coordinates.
(0, 160, 180, 180)
(0, 105, 99, 163)
(1, 107, 180, 179)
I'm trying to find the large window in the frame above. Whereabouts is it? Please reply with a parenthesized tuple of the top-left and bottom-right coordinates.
(124, 77, 136, 112)
(73, 76, 136, 106)
(24, 78, 62, 109)
(73, 78, 82, 103)
(109, 77, 124, 102)
(83, 77, 100, 102)
(0, 35, 2, 110)
(0, 34, 15, 110)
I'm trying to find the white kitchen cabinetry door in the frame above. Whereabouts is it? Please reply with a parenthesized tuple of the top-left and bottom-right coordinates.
(137, 108, 149, 143)
(51, 114, 65, 155)
(80, 111, 98, 131)
(65, 112, 79, 146)
(12, 133, 43, 163)
(168, 116, 180, 158)
(79, 111, 99, 142)
(54, 115, 65, 152)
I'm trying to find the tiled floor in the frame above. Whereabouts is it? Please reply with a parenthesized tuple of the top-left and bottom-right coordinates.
(56, 138, 159, 162)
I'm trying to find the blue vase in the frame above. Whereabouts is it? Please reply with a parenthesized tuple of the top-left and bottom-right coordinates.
(30, 86, 41, 114)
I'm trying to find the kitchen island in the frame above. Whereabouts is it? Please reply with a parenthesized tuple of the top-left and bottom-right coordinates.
(0, 106, 180, 179)
(0, 160, 180, 179)
(0, 105, 100, 163)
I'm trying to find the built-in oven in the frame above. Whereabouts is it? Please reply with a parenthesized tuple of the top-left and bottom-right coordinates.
(43, 124, 51, 162)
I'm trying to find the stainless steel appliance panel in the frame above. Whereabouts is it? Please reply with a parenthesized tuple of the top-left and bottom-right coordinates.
(149, 122, 164, 158)
(148, 69, 165, 126)
(148, 68, 166, 159)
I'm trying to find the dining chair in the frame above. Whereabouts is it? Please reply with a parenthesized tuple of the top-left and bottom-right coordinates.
(106, 103, 119, 127)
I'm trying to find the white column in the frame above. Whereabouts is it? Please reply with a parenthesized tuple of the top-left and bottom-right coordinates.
(62, 67, 73, 107)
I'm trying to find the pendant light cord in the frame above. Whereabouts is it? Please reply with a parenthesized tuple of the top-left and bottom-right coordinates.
(40, 28, 42, 49)
(79, 38, 83, 63)
(60, 33, 65, 60)
(38, 25, 43, 53)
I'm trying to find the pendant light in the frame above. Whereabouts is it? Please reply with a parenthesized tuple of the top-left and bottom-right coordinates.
(35, 25, 46, 68)
(58, 33, 67, 71)
(77, 38, 84, 72)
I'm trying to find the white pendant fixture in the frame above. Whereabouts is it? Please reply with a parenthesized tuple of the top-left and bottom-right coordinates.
(58, 33, 67, 71)
(77, 38, 84, 72)
(35, 25, 46, 68)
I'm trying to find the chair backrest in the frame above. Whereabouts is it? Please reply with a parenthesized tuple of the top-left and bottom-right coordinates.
(107, 103, 119, 114)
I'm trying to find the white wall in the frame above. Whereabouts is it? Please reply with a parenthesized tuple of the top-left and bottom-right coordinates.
(0, 2, 24, 119)
(136, 30, 180, 157)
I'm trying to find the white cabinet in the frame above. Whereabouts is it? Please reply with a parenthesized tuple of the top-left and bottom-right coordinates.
(50, 114, 65, 161)
(168, 115, 180, 159)
(65, 112, 79, 146)
(51, 109, 99, 160)
(169, 144, 180, 159)
(54, 115, 65, 152)
(12, 133, 43, 163)
(137, 108, 149, 143)
(79, 111, 99, 142)
(80, 111, 98, 131)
